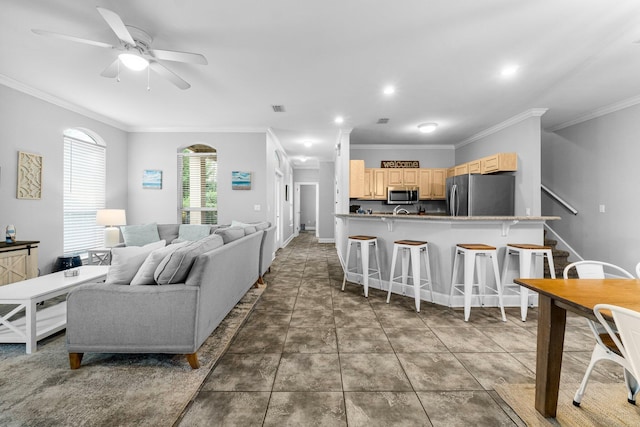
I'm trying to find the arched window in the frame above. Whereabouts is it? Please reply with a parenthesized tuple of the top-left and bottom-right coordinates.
(63, 128, 106, 255)
(178, 144, 217, 224)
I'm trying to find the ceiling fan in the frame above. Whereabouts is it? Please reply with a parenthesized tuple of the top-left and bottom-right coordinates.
(32, 6, 207, 90)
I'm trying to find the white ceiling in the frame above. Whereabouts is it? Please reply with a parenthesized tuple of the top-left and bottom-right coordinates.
(3, 0, 640, 168)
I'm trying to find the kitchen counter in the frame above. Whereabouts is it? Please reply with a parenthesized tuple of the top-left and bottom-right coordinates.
(335, 212, 560, 308)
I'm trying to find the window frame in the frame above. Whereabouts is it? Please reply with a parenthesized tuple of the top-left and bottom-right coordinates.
(177, 146, 218, 225)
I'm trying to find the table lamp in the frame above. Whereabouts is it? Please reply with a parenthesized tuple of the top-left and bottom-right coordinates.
(96, 209, 127, 247)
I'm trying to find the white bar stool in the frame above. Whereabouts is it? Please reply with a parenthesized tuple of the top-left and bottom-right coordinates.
(386, 240, 433, 312)
(501, 243, 556, 321)
(449, 243, 506, 322)
(341, 235, 382, 298)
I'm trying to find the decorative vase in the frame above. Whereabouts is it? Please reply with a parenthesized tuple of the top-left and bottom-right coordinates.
(5, 225, 16, 243)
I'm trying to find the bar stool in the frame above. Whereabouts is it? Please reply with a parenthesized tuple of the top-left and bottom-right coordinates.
(501, 243, 556, 321)
(386, 240, 433, 312)
(341, 235, 382, 297)
(449, 243, 506, 322)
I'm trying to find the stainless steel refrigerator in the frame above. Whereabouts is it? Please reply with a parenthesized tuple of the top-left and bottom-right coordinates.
(446, 174, 515, 216)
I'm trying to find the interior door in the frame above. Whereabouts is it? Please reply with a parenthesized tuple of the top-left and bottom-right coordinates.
(294, 183, 301, 234)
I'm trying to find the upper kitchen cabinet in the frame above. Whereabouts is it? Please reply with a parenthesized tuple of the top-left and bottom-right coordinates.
(387, 168, 419, 187)
(419, 168, 446, 200)
(371, 169, 388, 199)
(480, 152, 517, 174)
(349, 160, 365, 198)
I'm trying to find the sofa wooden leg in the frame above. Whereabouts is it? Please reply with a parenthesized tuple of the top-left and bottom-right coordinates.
(69, 353, 84, 369)
(186, 353, 200, 369)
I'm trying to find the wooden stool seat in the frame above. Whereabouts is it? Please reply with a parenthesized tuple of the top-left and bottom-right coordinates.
(394, 240, 428, 246)
(457, 243, 496, 251)
(349, 235, 377, 241)
(507, 243, 551, 250)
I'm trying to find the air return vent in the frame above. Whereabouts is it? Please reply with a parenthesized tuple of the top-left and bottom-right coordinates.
(272, 105, 286, 112)
(376, 118, 390, 124)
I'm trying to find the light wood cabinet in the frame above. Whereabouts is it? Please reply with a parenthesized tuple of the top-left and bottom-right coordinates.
(0, 241, 39, 286)
(468, 160, 481, 174)
(387, 169, 404, 187)
(480, 152, 518, 174)
(349, 160, 365, 198)
(454, 163, 469, 176)
(419, 168, 447, 200)
(362, 169, 373, 199)
(371, 169, 388, 199)
(447, 167, 455, 178)
(402, 169, 419, 186)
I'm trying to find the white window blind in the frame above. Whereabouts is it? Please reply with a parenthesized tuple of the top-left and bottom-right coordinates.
(178, 147, 217, 224)
(63, 133, 106, 255)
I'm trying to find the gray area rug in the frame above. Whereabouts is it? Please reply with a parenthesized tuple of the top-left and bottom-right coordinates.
(0, 287, 263, 427)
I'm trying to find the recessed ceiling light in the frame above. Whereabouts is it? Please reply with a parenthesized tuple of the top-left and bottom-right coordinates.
(383, 85, 395, 95)
(418, 123, 438, 133)
(334, 116, 344, 124)
(501, 64, 519, 78)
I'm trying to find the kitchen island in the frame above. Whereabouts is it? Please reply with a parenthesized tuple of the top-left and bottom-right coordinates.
(335, 213, 560, 307)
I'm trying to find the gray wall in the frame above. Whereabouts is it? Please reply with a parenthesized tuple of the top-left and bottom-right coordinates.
(542, 104, 640, 273)
(127, 132, 269, 226)
(318, 161, 335, 240)
(350, 146, 454, 169)
(456, 115, 542, 216)
(0, 85, 129, 273)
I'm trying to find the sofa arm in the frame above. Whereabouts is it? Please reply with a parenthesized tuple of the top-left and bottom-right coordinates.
(66, 283, 199, 354)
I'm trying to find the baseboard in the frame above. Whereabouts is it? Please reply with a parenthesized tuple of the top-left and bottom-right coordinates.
(282, 234, 295, 248)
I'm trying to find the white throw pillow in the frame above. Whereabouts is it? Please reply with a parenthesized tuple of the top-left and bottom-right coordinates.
(130, 241, 189, 286)
(154, 234, 224, 285)
(231, 220, 252, 228)
(105, 240, 166, 285)
(178, 224, 211, 241)
(120, 223, 161, 246)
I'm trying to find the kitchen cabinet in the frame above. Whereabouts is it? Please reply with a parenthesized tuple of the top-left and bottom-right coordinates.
(468, 160, 481, 174)
(454, 163, 469, 176)
(419, 168, 447, 200)
(371, 169, 388, 199)
(480, 152, 517, 174)
(349, 160, 365, 198)
(402, 169, 419, 186)
(362, 169, 373, 199)
(387, 169, 404, 187)
(0, 241, 39, 286)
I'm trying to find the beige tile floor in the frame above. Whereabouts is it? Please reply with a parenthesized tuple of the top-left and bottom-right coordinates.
(178, 232, 625, 426)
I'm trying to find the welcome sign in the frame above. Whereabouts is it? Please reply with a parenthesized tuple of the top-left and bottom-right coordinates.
(380, 160, 420, 168)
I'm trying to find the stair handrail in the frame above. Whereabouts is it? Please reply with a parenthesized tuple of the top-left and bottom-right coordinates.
(541, 184, 578, 215)
(544, 223, 584, 264)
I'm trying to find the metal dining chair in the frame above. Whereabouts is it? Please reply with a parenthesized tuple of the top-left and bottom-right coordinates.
(573, 304, 640, 407)
(636, 261, 640, 278)
(563, 261, 637, 406)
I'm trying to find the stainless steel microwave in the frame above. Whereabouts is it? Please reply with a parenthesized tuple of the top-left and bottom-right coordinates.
(387, 187, 419, 204)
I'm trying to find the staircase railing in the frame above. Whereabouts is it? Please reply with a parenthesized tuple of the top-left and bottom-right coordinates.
(544, 223, 584, 264)
(541, 184, 578, 215)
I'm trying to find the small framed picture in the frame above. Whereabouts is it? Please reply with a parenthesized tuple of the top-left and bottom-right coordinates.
(142, 169, 162, 189)
(231, 171, 251, 190)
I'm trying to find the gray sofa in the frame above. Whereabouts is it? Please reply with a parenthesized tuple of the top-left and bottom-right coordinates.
(66, 229, 263, 369)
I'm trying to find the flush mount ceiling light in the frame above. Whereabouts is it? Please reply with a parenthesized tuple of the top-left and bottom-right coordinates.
(418, 123, 438, 133)
(119, 52, 149, 71)
(304, 141, 312, 148)
(383, 85, 395, 95)
(334, 116, 344, 124)
(501, 64, 519, 78)
(299, 156, 307, 162)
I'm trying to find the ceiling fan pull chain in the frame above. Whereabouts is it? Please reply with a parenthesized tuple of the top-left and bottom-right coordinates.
(147, 66, 151, 91)
(116, 58, 120, 83)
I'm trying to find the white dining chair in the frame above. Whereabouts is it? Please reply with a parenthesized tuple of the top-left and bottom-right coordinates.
(635, 261, 640, 278)
(573, 304, 640, 407)
(563, 261, 637, 407)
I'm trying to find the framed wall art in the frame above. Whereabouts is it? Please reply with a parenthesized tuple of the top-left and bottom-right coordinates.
(231, 171, 251, 190)
(142, 169, 162, 189)
(17, 151, 43, 200)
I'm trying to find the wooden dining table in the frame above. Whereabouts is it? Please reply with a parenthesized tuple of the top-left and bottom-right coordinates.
(514, 277, 640, 418)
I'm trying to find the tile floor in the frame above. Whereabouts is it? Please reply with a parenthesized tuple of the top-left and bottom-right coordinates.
(178, 232, 624, 426)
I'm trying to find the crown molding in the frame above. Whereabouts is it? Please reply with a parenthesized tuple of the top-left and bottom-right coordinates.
(545, 95, 640, 132)
(455, 108, 548, 149)
(0, 74, 130, 131)
(131, 126, 268, 133)
(351, 144, 454, 150)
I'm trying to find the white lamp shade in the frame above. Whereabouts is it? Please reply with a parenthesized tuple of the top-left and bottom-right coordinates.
(96, 209, 127, 227)
(119, 53, 149, 71)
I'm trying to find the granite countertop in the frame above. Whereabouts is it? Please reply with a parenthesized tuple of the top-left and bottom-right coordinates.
(336, 213, 560, 221)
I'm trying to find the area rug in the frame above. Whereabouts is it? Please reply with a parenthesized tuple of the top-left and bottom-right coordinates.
(0, 287, 263, 427)
(495, 382, 640, 426)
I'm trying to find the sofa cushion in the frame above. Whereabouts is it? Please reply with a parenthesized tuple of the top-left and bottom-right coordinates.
(154, 234, 224, 284)
(178, 224, 212, 241)
(106, 240, 166, 285)
(157, 224, 180, 243)
(252, 221, 271, 231)
(214, 226, 245, 244)
(130, 241, 190, 286)
(120, 223, 161, 247)
(243, 225, 257, 235)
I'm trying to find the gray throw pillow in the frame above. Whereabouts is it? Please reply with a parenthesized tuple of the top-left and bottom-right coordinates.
(252, 221, 270, 231)
(106, 240, 166, 285)
(130, 241, 189, 285)
(154, 233, 224, 284)
(178, 224, 211, 241)
(120, 223, 161, 247)
(214, 226, 245, 244)
(243, 225, 257, 235)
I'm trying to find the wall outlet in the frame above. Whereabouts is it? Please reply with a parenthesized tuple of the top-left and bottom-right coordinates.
(254, 204, 261, 211)
(599, 204, 605, 213)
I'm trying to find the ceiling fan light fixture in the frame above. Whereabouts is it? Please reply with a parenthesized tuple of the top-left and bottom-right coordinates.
(119, 53, 148, 71)
(418, 123, 438, 133)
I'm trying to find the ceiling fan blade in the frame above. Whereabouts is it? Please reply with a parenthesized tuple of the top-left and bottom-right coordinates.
(149, 61, 190, 90)
(96, 6, 136, 46)
(32, 29, 115, 49)
(100, 59, 120, 78)
(151, 48, 208, 65)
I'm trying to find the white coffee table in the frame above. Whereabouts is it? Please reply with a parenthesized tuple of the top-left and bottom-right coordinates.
(0, 265, 108, 354)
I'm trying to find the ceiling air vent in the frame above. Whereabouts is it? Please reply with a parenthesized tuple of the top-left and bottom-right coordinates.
(272, 105, 286, 113)
(376, 118, 390, 124)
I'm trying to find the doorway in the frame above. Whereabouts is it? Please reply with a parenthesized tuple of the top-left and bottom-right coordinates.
(275, 171, 284, 248)
(294, 182, 319, 237)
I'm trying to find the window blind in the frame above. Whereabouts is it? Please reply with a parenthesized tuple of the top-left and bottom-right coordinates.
(63, 136, 106, 255)
(178, 150, 217, 224)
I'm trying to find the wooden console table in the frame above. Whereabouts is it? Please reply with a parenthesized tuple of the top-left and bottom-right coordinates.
(0, 241, 39, 286)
